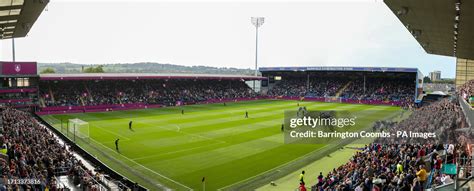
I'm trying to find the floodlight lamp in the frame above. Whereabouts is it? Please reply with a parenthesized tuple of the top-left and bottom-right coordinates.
(251, 17, 265, 28)
(397, 7, 408, 16)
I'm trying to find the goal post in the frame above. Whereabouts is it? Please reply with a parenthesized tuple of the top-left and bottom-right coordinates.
(67, 118, 90, 142)
(324, 96, 342, 103)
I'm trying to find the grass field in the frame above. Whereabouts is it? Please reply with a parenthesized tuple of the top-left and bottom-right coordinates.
(41, 100, 400, 190)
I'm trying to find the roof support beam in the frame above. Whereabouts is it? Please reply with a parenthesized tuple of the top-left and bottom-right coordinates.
(0, 5, 23, 11)
(0, 15, 19, 21)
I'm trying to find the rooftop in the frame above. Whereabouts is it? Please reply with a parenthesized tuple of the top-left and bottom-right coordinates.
(39, 73, 266, 81)
(384, 0, 473, 59)
(0, 0, 49, 39)
(259, 66, 419, 73)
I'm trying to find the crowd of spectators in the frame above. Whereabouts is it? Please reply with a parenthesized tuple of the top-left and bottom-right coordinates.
(267, 77, 415, 104)
(40, 76, 416, 108)
(380, 97, 470, 145)
(309, 143, 468, 191)
(267, 78, 349, 98)
(304, 93, 473, 190)
(458, 80, 474, 103)
(0, 92, 34, 101)
(40, 79, 256, 107)
(341, 78, 414, 103)
(0, 108, 110, 190)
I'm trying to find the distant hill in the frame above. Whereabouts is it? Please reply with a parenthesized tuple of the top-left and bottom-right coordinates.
(38, 62, 255, 75)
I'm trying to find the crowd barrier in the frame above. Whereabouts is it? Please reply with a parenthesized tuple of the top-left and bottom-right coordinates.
(459, 96, 474, 128)
(0, 98, 32, 103)
(36, 103, 163, 115)
(193, 96, 268, 105)
(269, 96, 403, 106)
(341, 98, 402, 106)
(0, 88, 37, 93)
(37, 96, 402, 115)
(37, 97, 269, 115)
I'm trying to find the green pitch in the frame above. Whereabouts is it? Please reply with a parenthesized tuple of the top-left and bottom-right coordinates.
(40, 100, 400, 190)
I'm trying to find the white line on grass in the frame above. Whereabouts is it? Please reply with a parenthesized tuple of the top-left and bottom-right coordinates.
(130, 141, 226, 161)
(135, 121, 226, 144)
(92, 123, 131, 141)
(217, 145, 329, 191)
(217, 105, 398, 190)
(88, 138, 193, 191)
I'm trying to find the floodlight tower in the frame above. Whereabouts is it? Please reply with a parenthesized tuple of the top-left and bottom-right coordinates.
(251, 17, 264, 91)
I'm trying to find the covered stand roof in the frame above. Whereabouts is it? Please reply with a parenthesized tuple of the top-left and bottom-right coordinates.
(39, 73, 266, 81)
(0, 0, 49, 39)
(260, 66, 419, 73)
(384, 0, 473, 59)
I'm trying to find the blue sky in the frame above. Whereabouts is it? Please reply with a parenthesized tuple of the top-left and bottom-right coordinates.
(0, 0, 456, 78)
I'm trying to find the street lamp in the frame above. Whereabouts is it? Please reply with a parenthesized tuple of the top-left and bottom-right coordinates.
(251, 17, 264, 91)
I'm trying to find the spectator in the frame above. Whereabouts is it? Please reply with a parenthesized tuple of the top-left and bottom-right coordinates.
(416, 165, 427, 188)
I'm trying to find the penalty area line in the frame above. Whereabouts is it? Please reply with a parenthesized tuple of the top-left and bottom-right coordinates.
(92, 123, 131, 141)
(136, 121, 226, 144)
(130, 141, 226, 161)
(88, 138, 193, 191)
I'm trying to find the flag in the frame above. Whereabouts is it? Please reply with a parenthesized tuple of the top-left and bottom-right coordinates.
(202, 177, 205, 182)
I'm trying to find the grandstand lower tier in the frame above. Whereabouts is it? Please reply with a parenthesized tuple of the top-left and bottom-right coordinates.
(36, 96, 406, 115)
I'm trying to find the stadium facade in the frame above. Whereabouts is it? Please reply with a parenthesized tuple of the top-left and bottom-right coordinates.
(0, 62, 39, 109)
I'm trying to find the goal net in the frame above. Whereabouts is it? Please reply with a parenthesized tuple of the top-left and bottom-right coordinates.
(324, 97, 342, 103)
(68, 118, 90, 142)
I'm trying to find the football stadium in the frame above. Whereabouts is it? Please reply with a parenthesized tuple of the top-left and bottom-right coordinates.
(1, 0, 474, 191)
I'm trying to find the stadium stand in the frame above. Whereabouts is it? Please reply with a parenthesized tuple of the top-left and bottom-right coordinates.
(40, 79, 256, 107)
(309, 143, 469, 191)
(33, 74, 266, 115)
(0, 108, 137, 190)
(459, 80, 474, 103)
(267, 77, 415, 104)
(307, 86, 473, 191)
(0, 62, 40, 110)
(261, 67, 420, 108)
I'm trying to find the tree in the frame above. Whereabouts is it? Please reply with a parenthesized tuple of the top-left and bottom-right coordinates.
(83, 65, 105, 73)
(423, 76, 431, 83)
(40, 67, 56, 74)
